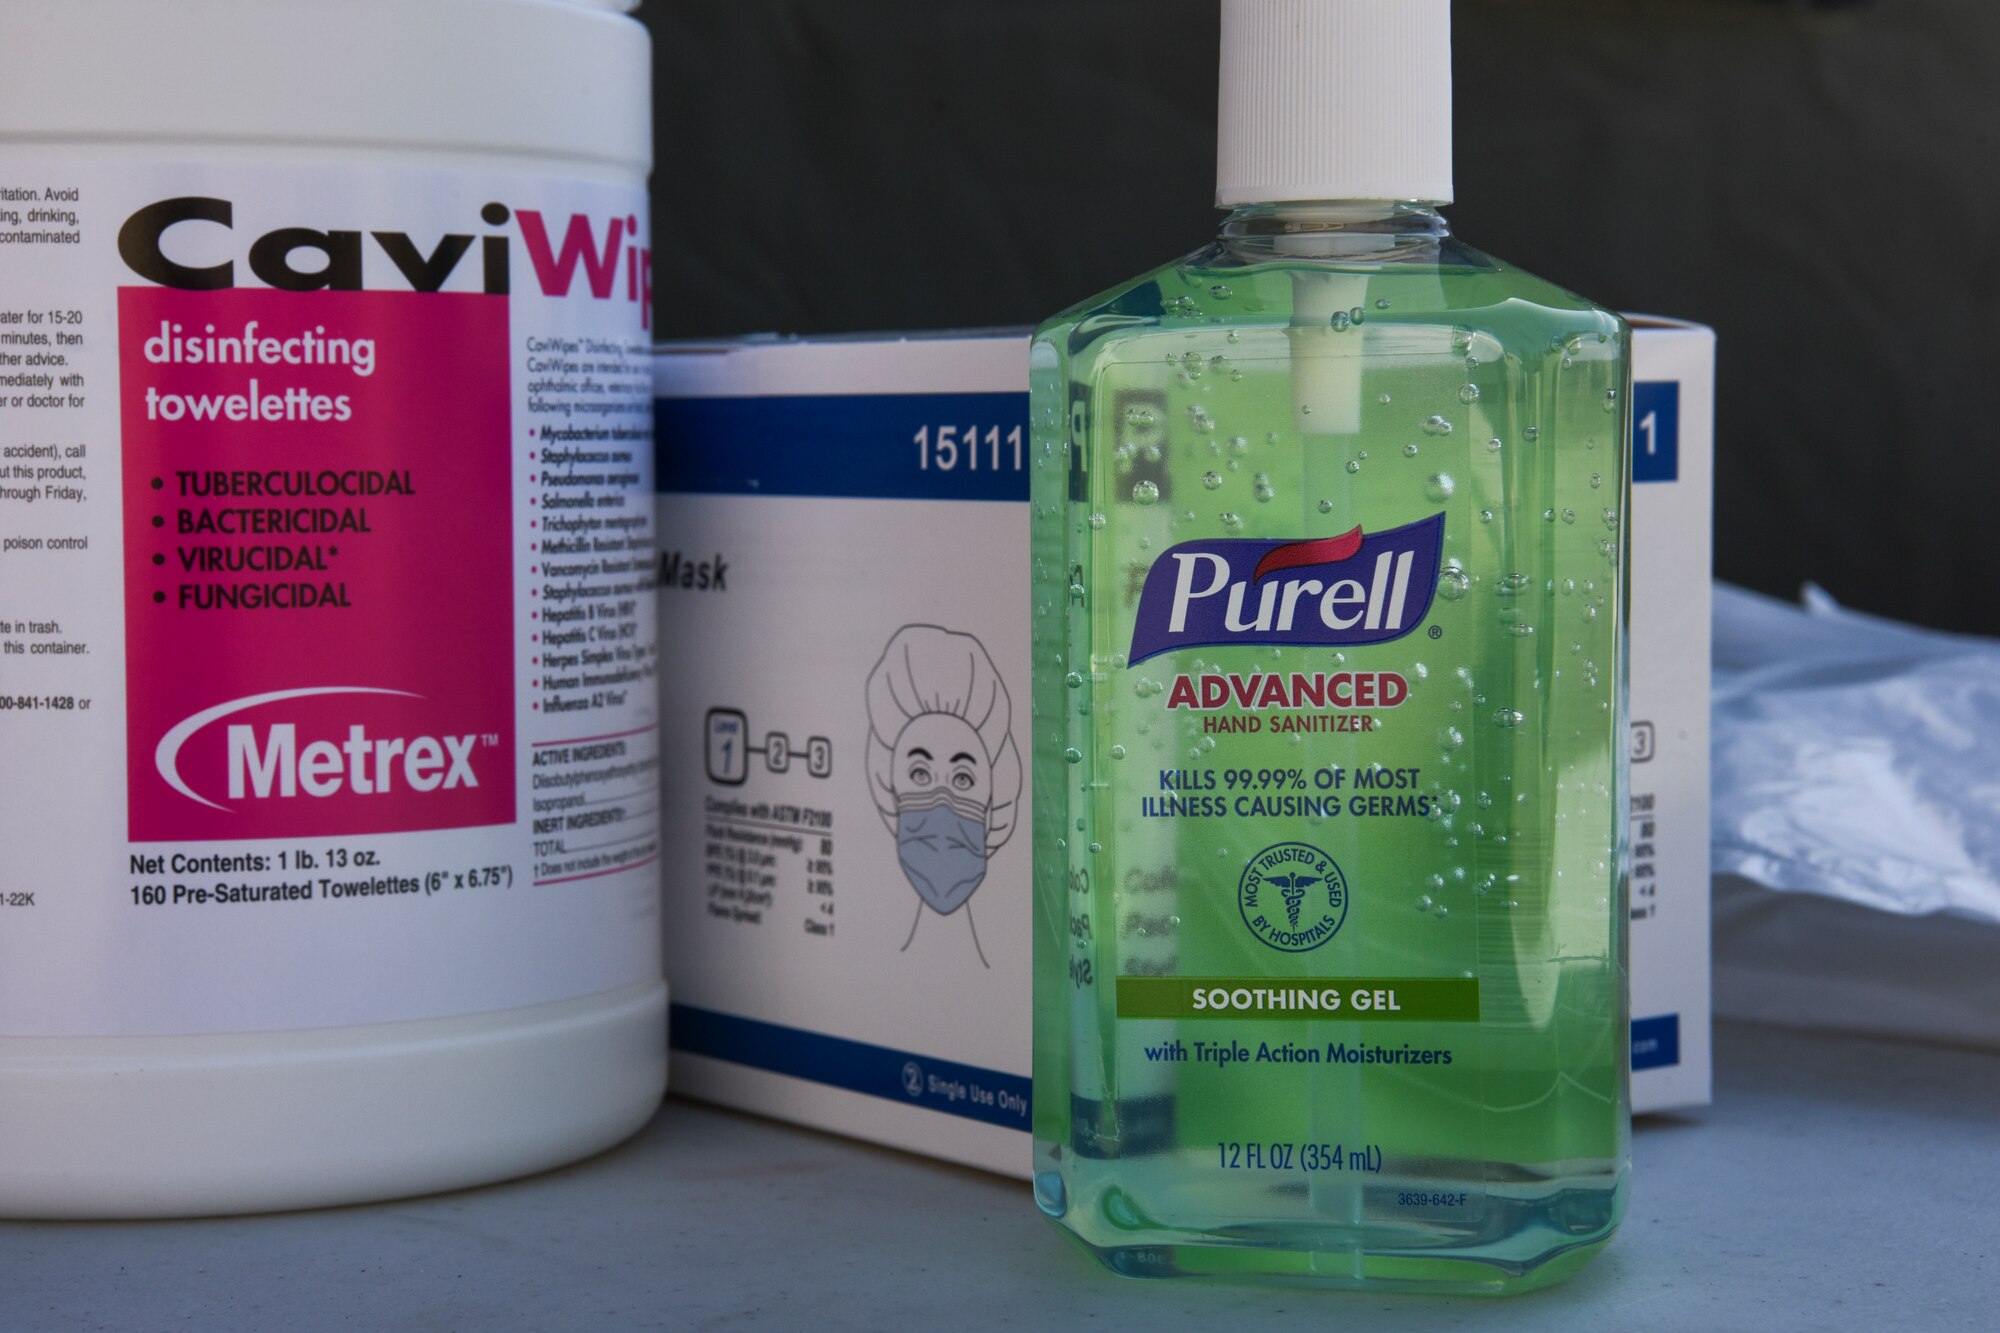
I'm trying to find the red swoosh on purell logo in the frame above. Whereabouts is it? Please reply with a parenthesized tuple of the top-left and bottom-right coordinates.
(1253, 527, 1365, 582)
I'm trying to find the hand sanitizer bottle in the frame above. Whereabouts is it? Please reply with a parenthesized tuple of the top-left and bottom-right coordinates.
(1030, 0, 1630, 1292)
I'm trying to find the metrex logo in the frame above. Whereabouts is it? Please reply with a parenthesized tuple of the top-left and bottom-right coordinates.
(229, 724, 479, 800)
(1127, 515, 1445, 665)
(155, 687, 490, 812)
(117, 197, 652, 327)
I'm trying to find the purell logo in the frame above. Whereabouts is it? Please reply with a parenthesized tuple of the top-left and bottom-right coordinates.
(117, 197, 653, 327)
(1127, 514, 1445, 665)
(155, 687, 489, 812)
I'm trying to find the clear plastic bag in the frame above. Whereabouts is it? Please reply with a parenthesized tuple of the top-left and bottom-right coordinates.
(1715, 583, 2000, 922)
(1713, 584, 2000, 1046)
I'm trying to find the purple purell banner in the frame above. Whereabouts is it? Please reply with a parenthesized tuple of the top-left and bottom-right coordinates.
(1127, 513, 1446, 666)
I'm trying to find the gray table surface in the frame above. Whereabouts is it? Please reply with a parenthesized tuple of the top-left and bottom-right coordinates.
(6, 1018, 1996, 1332)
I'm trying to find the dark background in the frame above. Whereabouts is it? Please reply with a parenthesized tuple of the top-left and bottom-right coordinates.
(638, 0, 1999, 635)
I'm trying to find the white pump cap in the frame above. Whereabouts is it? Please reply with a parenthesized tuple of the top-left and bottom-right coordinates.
(1216, 0, 1454, 207)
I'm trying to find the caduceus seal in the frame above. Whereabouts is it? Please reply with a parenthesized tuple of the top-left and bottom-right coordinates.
(1238, 844, 1348, 953)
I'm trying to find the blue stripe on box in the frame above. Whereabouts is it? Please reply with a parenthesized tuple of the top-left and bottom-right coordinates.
(670, 1003, 1032, 1131)
(1631, 1013, 1681, 1071)
(655, 392, 1031, 501)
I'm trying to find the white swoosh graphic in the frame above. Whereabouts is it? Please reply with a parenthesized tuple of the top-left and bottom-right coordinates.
(155, 687, 423, 812)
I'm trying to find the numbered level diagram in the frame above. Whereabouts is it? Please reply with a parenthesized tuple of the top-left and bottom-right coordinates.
(1630, 720, 1657, 764)
(705, 708, 833, 785)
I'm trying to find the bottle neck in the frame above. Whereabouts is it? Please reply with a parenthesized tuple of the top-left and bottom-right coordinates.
(1218, 201, 1450, 263)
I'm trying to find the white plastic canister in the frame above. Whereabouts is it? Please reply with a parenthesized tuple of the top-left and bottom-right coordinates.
(0, 0, 664, 1216)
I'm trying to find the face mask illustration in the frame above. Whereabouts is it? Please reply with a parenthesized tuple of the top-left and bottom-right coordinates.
(889, 712, 994, 914)
(866, 625, 1022, 962)
(895, 790, 989, 915)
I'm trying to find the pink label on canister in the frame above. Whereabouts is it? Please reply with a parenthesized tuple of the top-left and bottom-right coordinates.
(119, 286, 516, 840)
